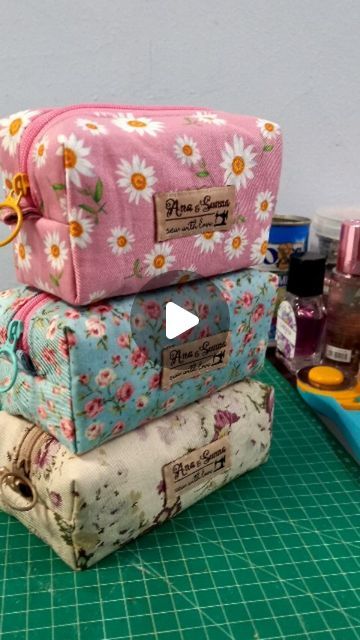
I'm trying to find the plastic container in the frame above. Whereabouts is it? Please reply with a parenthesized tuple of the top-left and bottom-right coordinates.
(313, 208, 360, 299)
(313, 207, 360, 265)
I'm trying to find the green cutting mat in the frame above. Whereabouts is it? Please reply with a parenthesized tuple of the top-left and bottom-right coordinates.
(0, 361, 359, 640)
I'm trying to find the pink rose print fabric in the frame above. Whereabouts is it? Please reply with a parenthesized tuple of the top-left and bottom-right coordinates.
(0, 269, 277, 454)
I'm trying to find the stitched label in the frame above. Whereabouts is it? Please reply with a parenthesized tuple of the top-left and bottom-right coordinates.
(154, 186, 235, 241)
(161, 331, 231, 389)
(163, 437, 231, 504)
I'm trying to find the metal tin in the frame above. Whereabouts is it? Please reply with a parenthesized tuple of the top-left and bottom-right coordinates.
(263, 215, 311, 344)
(265, 215, 311, 272)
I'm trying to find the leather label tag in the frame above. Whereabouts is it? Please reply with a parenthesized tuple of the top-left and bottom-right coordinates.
(154, 186, 235, 241)
(163, 436, 231, 503)
(161, 331, 231, 389)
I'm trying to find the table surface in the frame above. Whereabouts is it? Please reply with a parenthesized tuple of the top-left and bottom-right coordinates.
(0, 360, 359, 640)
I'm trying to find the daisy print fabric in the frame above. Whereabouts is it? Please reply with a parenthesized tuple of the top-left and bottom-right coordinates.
(0, 105, 282, 304)
(116, 155, 157, 204)
(0, 109, 38, 157)
(113, 112, 164, 137)
(14, 231, 32, 271)
(0, 269, 277, 454)
(56, 133, 94, 187)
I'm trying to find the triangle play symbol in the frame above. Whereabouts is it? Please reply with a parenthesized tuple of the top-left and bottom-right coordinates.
(165, 302, 199, 339)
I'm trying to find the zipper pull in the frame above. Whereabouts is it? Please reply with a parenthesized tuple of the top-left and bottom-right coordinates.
(0, 320, 24, 392)
(0, 466, 37, 512)
(17, 350, 37, 375)
(0, 173, 28, 247)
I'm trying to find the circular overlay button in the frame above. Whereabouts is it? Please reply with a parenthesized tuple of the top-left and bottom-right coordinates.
(130, 270, 231, 377)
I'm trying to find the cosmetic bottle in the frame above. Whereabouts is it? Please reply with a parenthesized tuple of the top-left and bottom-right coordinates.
(324, 220, 360, 376)
(275, 253, 326, 373)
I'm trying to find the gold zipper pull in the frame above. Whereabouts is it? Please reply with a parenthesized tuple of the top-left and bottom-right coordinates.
(0, 424, 44, 512)
(0, 465, 37, 512)
(0, 172, 29, 247)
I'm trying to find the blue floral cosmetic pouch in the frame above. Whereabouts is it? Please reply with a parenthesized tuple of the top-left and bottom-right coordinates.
(0, 269, 277, 454)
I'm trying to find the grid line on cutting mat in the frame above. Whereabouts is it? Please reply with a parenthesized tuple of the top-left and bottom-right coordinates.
(0, 360, 359, 640)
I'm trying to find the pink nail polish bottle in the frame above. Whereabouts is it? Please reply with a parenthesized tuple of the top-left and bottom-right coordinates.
(324, 220, 360, 376)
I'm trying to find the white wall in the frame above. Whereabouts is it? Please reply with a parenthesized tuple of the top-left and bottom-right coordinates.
(1, 0, 359, 289)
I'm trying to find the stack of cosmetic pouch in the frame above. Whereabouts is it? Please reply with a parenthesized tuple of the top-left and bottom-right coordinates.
(0, 378, 274, 570)
(0, 105, 282, 304)
(0, 269, 277, 454)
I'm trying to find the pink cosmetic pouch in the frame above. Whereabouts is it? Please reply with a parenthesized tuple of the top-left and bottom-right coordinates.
(0, 104, 282, 304)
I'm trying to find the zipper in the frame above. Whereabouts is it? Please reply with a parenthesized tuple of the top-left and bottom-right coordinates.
(12, 291, 52, 351)
(19, 102, 205, 174)
(0, 292, 52, 391)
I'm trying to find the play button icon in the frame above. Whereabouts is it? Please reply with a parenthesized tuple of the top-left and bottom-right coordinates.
(165, 302, 199, 339)
(129, 269, 230, 372)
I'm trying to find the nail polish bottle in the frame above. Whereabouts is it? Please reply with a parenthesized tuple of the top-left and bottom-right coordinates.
(324, 220, 360, 376)
(275, 253, 327, 373)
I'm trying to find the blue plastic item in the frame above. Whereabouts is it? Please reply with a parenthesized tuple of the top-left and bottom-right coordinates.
(297, 366, 360, 465)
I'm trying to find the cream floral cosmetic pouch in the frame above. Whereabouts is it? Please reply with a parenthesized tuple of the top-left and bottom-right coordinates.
(0, 378, 274, 570)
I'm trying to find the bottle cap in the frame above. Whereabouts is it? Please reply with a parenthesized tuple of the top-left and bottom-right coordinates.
(337, 219, 360, 276)
(287, 252, 326, 297)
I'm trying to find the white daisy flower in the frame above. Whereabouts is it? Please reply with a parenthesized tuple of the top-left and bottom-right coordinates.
(0, 110, 38, 157)
(174, 135, 201, 166)
(59, 196, 68, 217)
(256, 119, 281, 140)
(1, 168, 13, 195)
(251, 229, 269, 265)
(35, 278, 55, 295)
(255, 191, 275, 222)
(194, 231, 223, 254)
(68, 208, 94, 249)
(93, 111, 113, 118)
(116, 155, 157, 205)
(144, 242, 175, 277)
(14, 231, 32, 271)
(56, 133, 94, 187)
(224, 225, 248, 260)
(44, 232, 69, 271)
(220, 135, 257, 191)
(88, 290, 106, 303)
(33, 135, 49, 168)
(113, 113, 164, 137)
(76, 118, 107, 136)
(175, 266, 197, 284)
(107, 226, 135, 255)
(193, 111, 226, 126)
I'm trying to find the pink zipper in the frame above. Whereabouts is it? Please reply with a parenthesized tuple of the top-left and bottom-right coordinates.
(19, 103, 206, 174)
(12, 292, 53, 351)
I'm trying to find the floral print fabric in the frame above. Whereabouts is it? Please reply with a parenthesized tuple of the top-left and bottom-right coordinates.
(0, 379, 274, 570)
(0, 106, 282, 304)
(0, 269, 277, 454)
